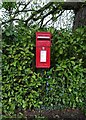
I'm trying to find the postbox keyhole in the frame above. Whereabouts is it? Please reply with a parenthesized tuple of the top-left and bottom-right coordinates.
(42, 47, 45, 50)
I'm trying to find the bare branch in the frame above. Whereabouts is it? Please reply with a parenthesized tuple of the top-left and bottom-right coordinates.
(61, 2, 84, 10)
(43, 10, 65, 27)
(25, 2, 53, 25)
(2, 1, 85, 26)
(14, 1, 31, 14)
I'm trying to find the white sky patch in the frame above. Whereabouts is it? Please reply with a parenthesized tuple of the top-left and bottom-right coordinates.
(43, 10, 74, 30)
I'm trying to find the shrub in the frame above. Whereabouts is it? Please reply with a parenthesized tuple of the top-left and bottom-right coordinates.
(2, 25, 86, 116)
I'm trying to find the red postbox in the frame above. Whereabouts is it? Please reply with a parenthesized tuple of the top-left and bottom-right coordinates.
(36, 32, 51, 68)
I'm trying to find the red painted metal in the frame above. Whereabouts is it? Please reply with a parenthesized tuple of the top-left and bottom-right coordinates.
(36, 32, 51, 68)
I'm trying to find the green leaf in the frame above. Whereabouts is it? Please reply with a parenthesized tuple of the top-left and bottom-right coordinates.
(71, 61, 75, 65)
(59, 48, 63, 54)
(6, 31, 10, 36)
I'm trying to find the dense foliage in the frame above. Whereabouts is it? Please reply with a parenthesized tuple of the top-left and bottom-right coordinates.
(2, 23, 86, 117)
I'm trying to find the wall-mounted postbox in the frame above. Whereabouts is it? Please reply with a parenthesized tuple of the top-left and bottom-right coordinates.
(36, 32, 51, 68)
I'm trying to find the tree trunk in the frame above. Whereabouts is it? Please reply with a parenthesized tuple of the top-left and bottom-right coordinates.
(73, 6, 86, 29)
(62, 2, 86, 29)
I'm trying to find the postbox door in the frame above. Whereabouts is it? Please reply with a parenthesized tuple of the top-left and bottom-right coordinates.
(36, 47, 50, 68)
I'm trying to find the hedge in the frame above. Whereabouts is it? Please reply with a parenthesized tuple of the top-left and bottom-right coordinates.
(2, 24, 86, 117)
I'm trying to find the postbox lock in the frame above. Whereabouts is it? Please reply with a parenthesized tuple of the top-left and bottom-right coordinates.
(42, 47, 45, 50)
